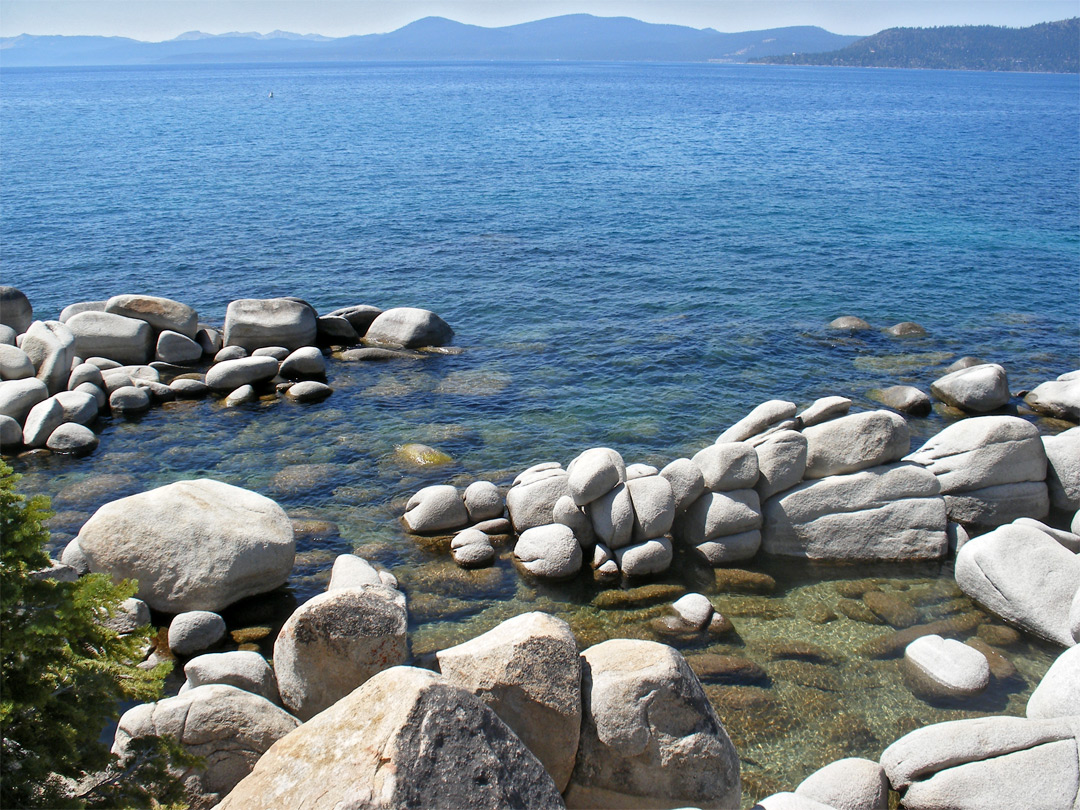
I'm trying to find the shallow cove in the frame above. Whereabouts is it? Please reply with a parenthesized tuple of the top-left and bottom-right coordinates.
(3, 60, 1078, 805)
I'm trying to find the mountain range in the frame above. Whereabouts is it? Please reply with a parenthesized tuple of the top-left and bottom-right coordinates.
(0, 15, 861, 67)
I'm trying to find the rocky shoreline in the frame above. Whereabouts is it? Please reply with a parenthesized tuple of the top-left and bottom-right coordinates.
(4, 288, 1080, 809)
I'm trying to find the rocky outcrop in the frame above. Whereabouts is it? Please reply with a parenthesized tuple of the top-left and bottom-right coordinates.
(565, 639, 741, 809)
(76, 479, 295, 613)
(437, 612, 582, 792)
(216, 667, 565, 810)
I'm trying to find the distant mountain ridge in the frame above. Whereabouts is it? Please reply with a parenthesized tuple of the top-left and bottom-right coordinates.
(752, 18, 1079, 72)
(0, 14, 860, 66)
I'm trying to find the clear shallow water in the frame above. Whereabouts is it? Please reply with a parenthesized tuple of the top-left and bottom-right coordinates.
(2, 62, 1078, 804)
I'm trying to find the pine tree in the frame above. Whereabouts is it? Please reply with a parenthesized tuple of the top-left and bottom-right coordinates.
(0, 461, 193, 808)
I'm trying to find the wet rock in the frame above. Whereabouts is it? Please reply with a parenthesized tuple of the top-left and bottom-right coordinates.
(828, 316, 871, 332)
(795, 757, 888, 810)
(805, 603, 837, 623)
(717, 400, 797, 444)
(837, 598, 885, 625)
(53, 473, 139, 507)
(464, 480, 504, 522)
(217, 667, 564, 810)
(616, 536, 673, 577)
(114, 684, 298, 808)
(1043, 427, 1080, 511)
(672, 593, 715, 630)
(1027, 645, 1080, 719)
(21, 320, 77, 394)
(284, 380, 332, 402)
(514, 524, 582, 580)
(864, 590, 919, 628)
(761, 462, 947, 560)
(688, 653, 768, 685)
(955, 521, 1080, 647)
(46, 422, 99, 455)
(403, 484, 469, 534)
(338, 346, 421, 361)
(223, 297, 317, 352)
(592, 583, 686, 610)
(798, 396, 852, 427)
(976, 623, 1022, 647)
(315, 314, 358, 345)
(224, 384, 256, 406)
(872, 384, 932, 416)
(183, 650, 279, 704)
(566, 639, 741, 809)
(365, 307, 453, 348)
(438, 612, 582, 791)
(170, 377, 208, 398)
(1024, 378, 1080, 422)
(885, 321, 926, 337)
(964, 637, 1017, 681)
(168, 610, 227, 656)
(451, 528, 496, 568)
(903, 634, 990, 699)
(769, 641, 833, 664)
(77, 479, 295, 613)
(659, 457, 706, 512)
(273, 584, 408, 721)
(133, 378, 175, 402)
(0, 286, 33, 334)
(858, 612, 987, 659)
(769, 661, 842, 691)
(506, 466, 568, 533)
(803, 410, 911, 479)
(754, 429, 808, 501)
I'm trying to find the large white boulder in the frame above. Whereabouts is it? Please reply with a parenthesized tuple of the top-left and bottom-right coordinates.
(506, 467, 569, 533)
(273, 584, 408, 721)
(1027, 646, 1080, 719)
(566, 639, 740, 809)
(795, 757, 888, 810)
(880, 715, 1080, 810)
(0, 344, 34, 380)
(955, 521, 1080, 647)
(156, 329, 203, 364)
(587, 482, 635, 549)
(659, 457, 706, 513)
(627, 473, 675, 541)
(567, 447, 626, 506)
(0, 377, 48, 423)
(21, 320, 77, 394)
(216, 667, 565, 810)
(183, 651, 280, 705)
(438, 612, 582, 792)
(1043, 427, 1080, 511)
(716, 399, 797, 443)
(930, 363, 1010, 413)
(204, 355, 280, 391)
(402, 484, 469, 534)
(754, 429, 808, 501)
(66, 311, 154, 365)
(615, 537, 674, 576)
(802, 410, 910, 479)
(692, 442, 760, 491)
(21, 396, 65, 447)
(105, 294, 199, 338)
(364, 306, 453, 348)
(903, 634, 990, 699)
(223, 298, 317, 351)
(514, 524, 582, 580)
(113, 685, 298, 809)
(1024, 378, 1080, 422)
(761, 463, 947, 560)
(76, 479, 295, 613)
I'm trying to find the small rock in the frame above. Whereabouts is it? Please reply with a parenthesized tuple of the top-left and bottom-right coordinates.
(795, 757, 888, 810)
(514, 524, 582, 580)
(797, 395, 852, 427)
(693, 441, 760, 491)
(225, 384, 257, 406)
(931, 363, 1011, 413)
(169, 610, 227, 656)
(0, 344, 34, 380)
(885, 321, 927, 337)
(1024, 378, 1080, 422)
(214, 345, 247, 362)
(184, 650, 280, 704)
(67, 361, 105, 390)
(671, 593, 714, 630)
(205, 355, 280, 391)
(403, 485, 469, 534)
(170, 378, 209, 398)
(828, 316, 871, 331)
(279, 346, 325, 379)
(863, 590, 919, 628)
(615, 537, 673, 577)
(567, 447, 626, 507)
(155, 330, 203, 365)
(871, 384, 932, 416)
(395, 442, 452, 466)
(659, 457, 706, 513)
(22, 396, 65, 447)
(284, 380, 332, 402)
(903, 634, 990, 699)
(451, 529, 496, 568)
(109, 385, 151, 414)
(327, 554, 383, 590)
(46, 423, 99, 455)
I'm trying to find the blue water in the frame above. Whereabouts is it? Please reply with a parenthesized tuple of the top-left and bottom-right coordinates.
(2, 62, 1078, 803)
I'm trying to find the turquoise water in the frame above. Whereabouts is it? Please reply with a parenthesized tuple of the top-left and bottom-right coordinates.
(2, 62, 1078, 803)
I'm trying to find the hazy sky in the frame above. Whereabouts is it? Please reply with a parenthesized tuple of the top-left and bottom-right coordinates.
(2, 0, 1075, 40)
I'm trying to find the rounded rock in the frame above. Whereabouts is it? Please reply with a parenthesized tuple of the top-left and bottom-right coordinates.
(284, 380, 332, 402)
(0, 286, 33, 334)
(451, 529, 496, 568)
(0, 414, 23, 447)
(903, 634, 990, 699)
(156, 329, 203, 365)
(224, 384, 257, 407)
(0, 344, 34, 381)
(205, 355, 280, 391)
(109, 385, 151, 414)
(365, 306, 453, 348)
(463, 480, 504, 523)
(46, 422, 99, 455)
(567, 447, 627, 507)
(931, 363, 1010, 413)
(170, 378, 209, 398)
(279, 346, 325, 379)
(514, 524, 582, 580)
(169, 610, 227, 656)
(403, 484, 469, 534)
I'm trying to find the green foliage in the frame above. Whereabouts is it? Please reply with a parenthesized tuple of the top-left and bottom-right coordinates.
(0, 462, 190, 808)
(752, 18, 1080, 73)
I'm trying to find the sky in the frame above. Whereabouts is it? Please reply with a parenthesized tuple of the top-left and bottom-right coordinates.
(1, 0, 1075, 40)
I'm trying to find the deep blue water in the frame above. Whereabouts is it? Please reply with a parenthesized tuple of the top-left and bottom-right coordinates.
(2, 62, 1078, 802)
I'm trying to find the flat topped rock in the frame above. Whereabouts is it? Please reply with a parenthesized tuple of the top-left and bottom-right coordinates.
(223, 297, 317, 352)
(1025, 378, 1080, 422)
(105, 294, 199, 338)
(904, 634, 990, 698)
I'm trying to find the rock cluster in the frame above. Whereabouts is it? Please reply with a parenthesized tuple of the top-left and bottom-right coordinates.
(1, 286, 454, 459)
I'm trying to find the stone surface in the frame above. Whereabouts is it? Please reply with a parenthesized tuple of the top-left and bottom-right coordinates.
(170, 378, 209, 398)
(754, 793, 836, 810)
(365, 306, 453, 348)
(506, 467, 569, 533)
(0, 286, 33, 334)
(1024, 378, 1080, 422)
(216, 667, 564, 810)
(625, 463, 659, 479)
(105, 294, 198, 338)
(0, 344, 34, 380)
(102, 596, 149, 634)
(1014, 517, 1080, 552)
(273, 584, 408, 721)
(672, 593, 715, 630)
(196, 325, 222, 355)
(0, 324, 13, 345)
(109, 385, 151, 414)
(1027, 645, 1080, 719)
(169, 610, 227, 656)
(403, 484, 469, 534)
(205, 356, 280, 391)
(567, 447, 627, 506)
(45, 422, 99, 455)
(1044, 427, 1080, 511)
(66, 311, 154, 365)
(795, 757, 888, 810)
(673, 488, 762, 547)
(695, 529, 762, 565)
(58, 301, 106, 323)
(215, 345, 247, 362)
(315, 314, 359, 345)
(327, 553, 383, 590)
(828, 316, 871, 331)
(872, 384, 932, 416)
(566, 639, 740, 809)
(514, 524, 582, 579)
(903, 634, 990, 699)
(931, 363, 1010, 413)
(761, 462, 947, 560)
(451, 528, 496, 568)
(797, 395, 852, 427)
(880, 715, 1080, 810)
(73, 381, 107, 410)
(616, 537, 673, 577)
(659, 457, 706, 513)
(553, 494, 597, 546)
(284, 380, 332, 402)
(693, 442, 760, 491)
(587, 482, 635, 549)
(0, 414, 22, 447)
(437, 611, 582, 791)
(113, 684, 298, 809)
(627, 473, 675, 542)
(224, 384, 256, 407)
(944, 481, 1049, 528)
(327, 303, 382, 335)
(716, 399, 797, 443)
(68, 361, 105, 390)
(156, 329, 203, 365)
(802, 410, 910, 479)
(184, 651, 280, 704)
(885, 321, 926, 337)
(463, 480, 504, 523)
(21, 396, 65, 447)
(54, 389, 98, 424)
(0, 377, 48, 423)
(21, 320, 77, 394)
(279, 346, 325, 379)
(223, 297, 317, 351)
(76, 479, 295, 613)
(754, 429, 808, 501)
(955, 522, 1080, 647)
